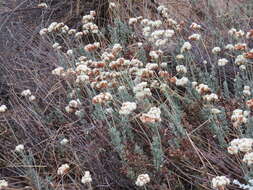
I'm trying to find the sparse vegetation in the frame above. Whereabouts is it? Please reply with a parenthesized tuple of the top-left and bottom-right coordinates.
(1, 0, 253, 189)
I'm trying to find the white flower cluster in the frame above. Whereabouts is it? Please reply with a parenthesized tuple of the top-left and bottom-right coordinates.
(203, 93, 218, 102)
(65, 99, 81, 113)
(135, 174, 150, 186)
(224, 44, 234, 50)
(157, 5, 177, 26)
(140, 107, 161, 123)
(235, 54, 247, 65)
(119, 102, 137, 115)
(228, 28, 245, 38)
(212, 176, 230, 189)
(84, 42, 100, 52)
(188, 33, 201, 41)
(60, 138, 69, 145)
(217, 58, 228, 66)
(82, 11, 99, 34)
(227, 138, 253, 154)
(175, 77, 189, 87)
(133, 82, 152, 99)
(243, 86, 251, 96)
(180, 42, 192, 53)
(176, 65, 187, 74)
(195, 83, 211, 95)
(190, 22, 201, 30)
(0, 180, 8, 190)
(57, 164, 70, 175)
(233, 179, 253, 190)
(92, 92, 113, 104)
(38, 3, 48, 8)
(231, 109, 249, 127)
(52, 67, 65, 76)
(212, 47, 221, 54)
(81, 171, 92, 184)
(0, 105, 7, 113)
(15, 144, 24, 152)
(21, 89, 36, 102)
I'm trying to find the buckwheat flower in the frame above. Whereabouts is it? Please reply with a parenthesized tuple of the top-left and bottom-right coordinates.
(234, 43, 247, 51)
(212, 47, 221, 54)
(246, 29, 253, 39)
(203, 93, 218, 102)
(52, 66, 64, 76)
(0, 180, 8, 189)
(57, 164, 70, 175)
(227, 145, 239, 154)
(192, 81, 198, 88)
(47, 22, 58, 32)
(38, 3, 48, 8)
(164, 29, 175, 38)
(176, 65, 187, 73)
(39, 28, 48, 35)
(92, 92, 113, 104)
(149, 51, 159, 60)
(217, 58, 228, 66)
(235, 54, 247, 65)
(211, 108, 221, 114)
(161, 62, 167, 68)
(243, 152, 253, 166)
(136, 174, 150, 186)
(119, 102, 137, 115)
(239, 65, 246, 71)
(68, 100, 79, 109)
(243, 86, 251, 96)
(0, 105, 7, 113)
(225, 44, 234, 50)
(155, 39, 168, 46)
(68, 29, 76, 35)
(129, 18, 138, 25)
(81, 171, 92, 184)
(75, 32, 83, 38)
(190, 22, 201, 30)
(228, 28, 237, 36)
(29, 95, 36, 102)
(212, 176, 230, 190)
(65, 105, 75, 113)
(235, 30, 245, 38)
(15, 144, 24, 152)
(52, 42, 60, 49)
(188, 33, 201, 41)
(109, 2, 116, 9)
(112, 43, 122, 54)
(66, 49, 73, 56)
(176, 54, 184, 60)
(76, 74, 89, 84)
(180, 42, 192, 53)
(196, 84, 210, 94)
(175, 77, 189, 87)
(21, 89, 31, 97)
(60, 138, 69, 145)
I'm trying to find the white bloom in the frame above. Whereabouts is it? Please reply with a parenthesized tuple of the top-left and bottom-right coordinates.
(243, 86, 251, 96)
(52, 67, 64, 76)
(212, 176, 230, 189)
(38, 3, 48, 8)
(180, 42, 192, 53)
(81, 171, 92, 184)
(48, 22, 58, 32)
(190, 22, 201, 30)
(212, 47, 221, 54)
(188, 33, 201, 40)
(164, 29, 175, 38)
(15, 144, 24, 152)
(227, 145, 239, 154)
(60, 138, 69, 145)
(203, 93, 218, 102)
(176, 54, 184, 60)
(239, 65, 246, 70)
(225, 44, 234, 50)
(235, 54, 247, 65)
(52, 42, 60, 49)
(243, 152, 253, 166)
(39, 28, 48, 35)
(129, 18, 138, 25)
(238, 138, 253, 152)
(109, 2, 116, 9)
(217, 58, 228, 66)
(119, 102, 137, 115)
(67, 50, 73, 56)
(140, 107, 161, 123)
(0, 180, 8, 189)
(29, 95, 36, 102)
(192, 81, 198, 88)
(176, 65, 187, 73)
(175, 77, 189, 86)
(57, 164, 70, 175)
(135, 174, 150, 186)
(228, 28, 237, 36)
(0, 105, 7, 113)
(149, 51, 159, 60)
(21, 89, 32, 97)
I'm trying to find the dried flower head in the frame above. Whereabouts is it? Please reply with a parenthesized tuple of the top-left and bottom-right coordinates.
(135, 174, 150, 186)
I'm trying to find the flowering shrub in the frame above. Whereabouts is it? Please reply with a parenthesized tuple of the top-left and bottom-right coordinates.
(1, 0, 253, 189)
